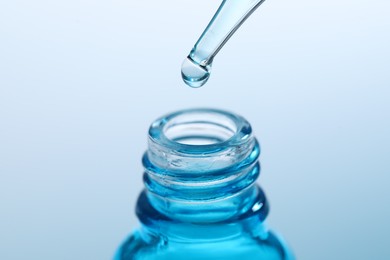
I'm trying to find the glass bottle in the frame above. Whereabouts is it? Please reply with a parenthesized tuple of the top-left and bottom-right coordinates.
(115, 108, 293, 260)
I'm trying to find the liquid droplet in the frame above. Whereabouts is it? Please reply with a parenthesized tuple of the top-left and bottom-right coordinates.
(181, 56, 211, 88)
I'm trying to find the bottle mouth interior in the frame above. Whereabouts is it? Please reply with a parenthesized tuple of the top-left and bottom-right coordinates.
(162, 110, 238, 145)
(148, 108, 252, 155)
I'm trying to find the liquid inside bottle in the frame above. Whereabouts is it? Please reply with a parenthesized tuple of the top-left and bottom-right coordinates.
(181, 0, 266, 88)
(115, 108, 294, 260)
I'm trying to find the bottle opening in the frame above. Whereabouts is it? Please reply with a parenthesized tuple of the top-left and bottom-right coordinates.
(147, 108, 255, 173)
(163, 110, 237, 145)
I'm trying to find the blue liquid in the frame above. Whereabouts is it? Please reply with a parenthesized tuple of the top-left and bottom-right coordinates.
(181, 56, 211, 88)
(115, 109, 293, 260)
(181, 0, 266, 88)
(116, 191, 290, 260)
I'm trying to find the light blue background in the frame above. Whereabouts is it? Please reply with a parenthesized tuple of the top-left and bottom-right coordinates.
(1, 0, 389, 259)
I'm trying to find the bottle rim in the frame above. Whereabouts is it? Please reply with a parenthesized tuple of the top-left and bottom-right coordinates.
(148, 108, 253, 154)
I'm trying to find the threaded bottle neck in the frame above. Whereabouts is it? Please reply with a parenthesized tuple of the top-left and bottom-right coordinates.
(142, 109, 266, 223)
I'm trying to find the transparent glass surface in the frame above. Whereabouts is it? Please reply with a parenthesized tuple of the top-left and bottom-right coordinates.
(115, 109, 293, 260)
(182, 0, 266, 87)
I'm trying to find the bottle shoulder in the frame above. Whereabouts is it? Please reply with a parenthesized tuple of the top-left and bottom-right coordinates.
(115, 228, 292, 260)
(116, 189, 294, 259)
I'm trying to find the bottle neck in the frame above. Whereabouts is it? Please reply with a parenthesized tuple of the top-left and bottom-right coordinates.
(138, 109, 268, 225)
